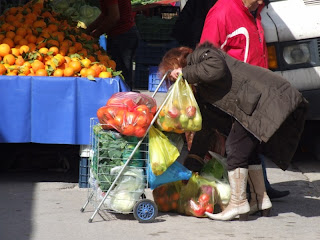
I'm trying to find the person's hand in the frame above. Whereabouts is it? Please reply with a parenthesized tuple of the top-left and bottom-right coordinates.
(169, 68, 182, 81)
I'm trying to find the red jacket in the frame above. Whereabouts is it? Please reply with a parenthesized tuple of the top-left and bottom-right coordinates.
(200, 0, 268, 68)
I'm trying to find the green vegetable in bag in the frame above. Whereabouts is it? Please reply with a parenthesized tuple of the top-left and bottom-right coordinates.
(149, 126, 180, 176)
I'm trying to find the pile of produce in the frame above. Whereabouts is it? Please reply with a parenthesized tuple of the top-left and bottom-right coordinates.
(97, 92, 157, 138)
(0, 0, 119, 78)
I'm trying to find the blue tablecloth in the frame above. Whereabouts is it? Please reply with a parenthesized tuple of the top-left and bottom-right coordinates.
(0, 76, 130, 144)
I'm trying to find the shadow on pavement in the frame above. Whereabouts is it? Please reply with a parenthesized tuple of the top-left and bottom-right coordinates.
(0, 143, 80, 240)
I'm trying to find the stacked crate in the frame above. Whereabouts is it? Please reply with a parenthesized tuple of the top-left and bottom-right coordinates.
(134, 6, 179, 91)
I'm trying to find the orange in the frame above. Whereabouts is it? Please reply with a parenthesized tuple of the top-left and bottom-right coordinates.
(6, 71, 17, 76)
(99, 71, 112, 78)
(108, 60, 116, 71)
(38, 47, 49, 55)
(74, 42, 83, 51)
(19, 66, 30, 75)
(47, 39, 59, 48)
(16, 27, 27, 37)
(69, 60, 82, 73)
(86, 68, 96, 77)
(13, 35, 23, 45)
(48, 46, 59, 56)
(28, 43, 36, 52)
(68, 46, 76, 54)
(0, 63, 7, 75)
(5, 31, 15, 39)
(19, 45, 30, 55)
(15, 56, 25, 66)
(2, 38, 14, 48)
(80, 58, 91, 68)
(3, 54, 16, 65)
(33, 20, 46, 29)
(26, 34, 37, 44)
(90, 64, 102, 77)
(31, 60, 45, 72)
(0, 34, 5, 41)
(64, 67, 75, 77)
(0, 43, 11, 57)
(80, 68, 88, 77)
(35, 69, 48, 76)
(18, 39, 28, 46)
(47, 24, 58, 32)
(53, 68, 64, 77)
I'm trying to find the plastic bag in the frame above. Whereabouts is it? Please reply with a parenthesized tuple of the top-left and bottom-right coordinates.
(152, 173, 218, 217)
(156, 74, 202, 133)
(97, 92, 157, 138)
(148, 160, 192, 190)
(104, 167, 145, 213)
(149, 126, 180, 176)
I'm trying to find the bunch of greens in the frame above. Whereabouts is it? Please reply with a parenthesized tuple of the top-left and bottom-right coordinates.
(92, 125, 144, 191)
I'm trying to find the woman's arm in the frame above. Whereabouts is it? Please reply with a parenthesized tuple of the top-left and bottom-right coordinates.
(182, 48, 230, 85)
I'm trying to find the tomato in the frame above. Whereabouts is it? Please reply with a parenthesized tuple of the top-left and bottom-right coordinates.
(171, 192, 180, 201)
(134, 126, 146, 138)
(123, 98, 137, 111)
(189, 199, 205, 217)
(97, 106, 107, 120)
(114, 113, 124, 128)
(205, 204, 214, 213)
(198, 193, 210, 206)
(135, 113, 148, 127)
(105, 106, 118, 120)
(135, 104, 150, 114)
(125, 111, 137, 125)
(150, 106, 157, 115)
(121, 124, 135, 136)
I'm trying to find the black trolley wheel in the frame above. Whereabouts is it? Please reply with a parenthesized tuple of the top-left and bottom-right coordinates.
(133, 199, 158, 223)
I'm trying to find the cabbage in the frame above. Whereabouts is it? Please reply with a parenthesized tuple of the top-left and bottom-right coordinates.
(110, 191, 137, 212)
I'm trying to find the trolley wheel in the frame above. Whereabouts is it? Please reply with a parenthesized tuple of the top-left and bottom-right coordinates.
(133, 199, 158, 223)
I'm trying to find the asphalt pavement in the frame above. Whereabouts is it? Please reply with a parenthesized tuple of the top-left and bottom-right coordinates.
(0, 150, 320, 240)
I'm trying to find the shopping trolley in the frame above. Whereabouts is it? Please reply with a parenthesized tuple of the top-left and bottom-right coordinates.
(80, 71, 172, 223)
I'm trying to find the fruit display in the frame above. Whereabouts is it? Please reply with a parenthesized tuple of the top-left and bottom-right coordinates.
(0, 0, 119, 78)
(97, 92, 157, 138)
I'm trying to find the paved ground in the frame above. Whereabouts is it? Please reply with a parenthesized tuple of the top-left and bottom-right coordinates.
(1, 151, 320, 240)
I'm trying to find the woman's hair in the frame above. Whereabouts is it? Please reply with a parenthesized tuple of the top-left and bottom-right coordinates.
(158, 46, 193, 82)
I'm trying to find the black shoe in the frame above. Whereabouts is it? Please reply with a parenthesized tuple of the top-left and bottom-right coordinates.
(267, 187, 290, 199)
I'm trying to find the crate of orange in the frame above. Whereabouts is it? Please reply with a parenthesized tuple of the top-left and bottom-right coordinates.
(0, 0, 119, 80)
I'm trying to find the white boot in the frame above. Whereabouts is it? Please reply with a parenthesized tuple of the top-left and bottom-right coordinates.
(248, 165, 272, 216)
(205, 168, 250, 221)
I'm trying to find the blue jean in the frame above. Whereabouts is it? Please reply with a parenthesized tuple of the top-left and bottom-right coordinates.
(107, 26, 139, 90)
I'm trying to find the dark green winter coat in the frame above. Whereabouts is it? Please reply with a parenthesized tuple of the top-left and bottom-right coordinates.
(181, 42, 308, 170)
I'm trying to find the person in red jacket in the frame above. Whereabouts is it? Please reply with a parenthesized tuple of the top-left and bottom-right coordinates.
(86, 0, 139, 90)
(198, 0, 290, 201)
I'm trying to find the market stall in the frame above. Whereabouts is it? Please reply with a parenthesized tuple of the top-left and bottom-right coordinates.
(0, 75, 129, 145)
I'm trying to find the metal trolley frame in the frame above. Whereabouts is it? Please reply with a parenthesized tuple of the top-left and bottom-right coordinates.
(80, 71, 172, 223)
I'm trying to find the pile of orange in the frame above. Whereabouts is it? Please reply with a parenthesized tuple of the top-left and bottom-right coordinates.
(0, 0, 116, 78)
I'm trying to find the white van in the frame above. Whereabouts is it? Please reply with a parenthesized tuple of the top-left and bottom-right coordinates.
(261, 0, 320, 120)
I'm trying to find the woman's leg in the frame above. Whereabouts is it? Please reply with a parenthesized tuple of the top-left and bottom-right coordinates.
(206, 121, 258, 221)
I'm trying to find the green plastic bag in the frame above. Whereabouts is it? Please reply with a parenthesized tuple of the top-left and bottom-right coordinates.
(149, 126, 180, 176)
